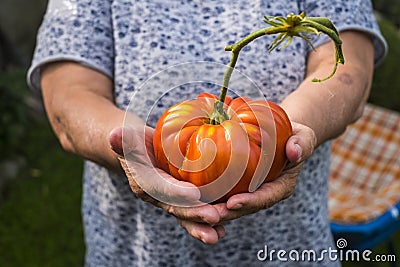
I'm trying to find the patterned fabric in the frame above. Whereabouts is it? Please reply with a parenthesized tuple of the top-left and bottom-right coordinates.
(329, 104, 400, 224)
(28, 0, 386, 266)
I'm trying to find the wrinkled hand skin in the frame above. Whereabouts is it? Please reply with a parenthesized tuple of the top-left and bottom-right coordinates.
(109, 126, 226, 244)
(213, 122, 316, 223)
(109, 122, 316, 244)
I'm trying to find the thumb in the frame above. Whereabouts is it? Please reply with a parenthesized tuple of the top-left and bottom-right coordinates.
(109, 127, 124, 156)
(285, 122, 317, 164)
(109, 126, 139, 156)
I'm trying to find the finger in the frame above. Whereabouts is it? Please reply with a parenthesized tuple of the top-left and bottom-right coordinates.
(212, 202, 238, 221)
(111, 126, 222, 225)
(113, 128, 202, 206)
(109, 126, 144, 156)
(123, 163, 221, 224)
(120, 157, 220, 223)
(285, 136, 302, 163)
(109, 127, 124, 156)
(286, 122, 317, 164)
(178, 219, 222, 245)
(225, 169, 299, 214)
(160, 203, 221, 225)
(123, 162, 203, 207)
(214, 200, 273, 223)
(124, 168, 221, 224)
(110, 126, 155, 164)
(214, 225, 226, 239)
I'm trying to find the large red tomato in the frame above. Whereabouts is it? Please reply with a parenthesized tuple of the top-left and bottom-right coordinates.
(153, 92, 292, 203)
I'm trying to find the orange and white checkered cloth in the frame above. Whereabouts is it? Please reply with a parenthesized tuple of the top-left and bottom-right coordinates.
(329, 103, 400, 224)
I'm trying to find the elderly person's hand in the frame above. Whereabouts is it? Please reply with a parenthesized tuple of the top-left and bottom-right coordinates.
(109, 126, 226, 244)
(109, 121, 316, 243)
(208, 122, 316, 223)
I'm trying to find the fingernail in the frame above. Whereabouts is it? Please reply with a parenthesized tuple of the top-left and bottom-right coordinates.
(295, 143, 302, 162)
(231, 203, 243, 210)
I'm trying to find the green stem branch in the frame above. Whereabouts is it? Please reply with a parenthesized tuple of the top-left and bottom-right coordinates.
(219, 27, 288, 104)
(209, 12, 345, 125)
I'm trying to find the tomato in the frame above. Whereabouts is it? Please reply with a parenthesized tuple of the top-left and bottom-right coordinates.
(153, 92, 292, 203)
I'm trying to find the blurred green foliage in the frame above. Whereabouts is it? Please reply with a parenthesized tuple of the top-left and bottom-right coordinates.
(372, 0, 400, 27)
(0, 68, 85, 266)
(0, 69, 31, 160)
(0, 120, 85, 267)
(368, 16, 400, 112)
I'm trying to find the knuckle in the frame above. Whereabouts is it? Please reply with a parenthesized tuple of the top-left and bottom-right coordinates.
(165, 205, 176, 216)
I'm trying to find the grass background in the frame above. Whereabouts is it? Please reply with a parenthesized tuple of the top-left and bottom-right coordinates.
(0, 122, 84, 267)
(0, 3, 399, 267)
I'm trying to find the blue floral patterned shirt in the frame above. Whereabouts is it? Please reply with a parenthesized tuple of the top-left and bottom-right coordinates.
(28, 0, 386, 266)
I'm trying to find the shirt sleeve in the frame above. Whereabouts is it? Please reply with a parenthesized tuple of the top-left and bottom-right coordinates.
(27, 0, 114, 91)
(303, 0, 387, 66)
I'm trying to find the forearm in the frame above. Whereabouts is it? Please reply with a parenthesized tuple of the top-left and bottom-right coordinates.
(51, 89, 125, 173)
(280, 31, 374, 146)
(41, 62, 135, 174)
(281, 64, 372, 146)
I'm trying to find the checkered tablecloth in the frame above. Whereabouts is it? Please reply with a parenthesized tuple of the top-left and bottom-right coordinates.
(329, 103, 400, 224)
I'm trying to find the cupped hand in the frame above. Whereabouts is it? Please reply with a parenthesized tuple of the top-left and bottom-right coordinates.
(213, 122, 317, 222)
(109, 126, 226, 244)
(109, 121, 316, 244)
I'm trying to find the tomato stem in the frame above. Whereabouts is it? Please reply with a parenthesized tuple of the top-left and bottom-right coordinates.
(209, 100, 230, 125)
(218, 27, 288, 104)
(217, 12, 345, 104)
